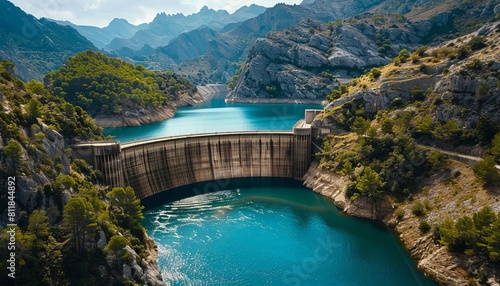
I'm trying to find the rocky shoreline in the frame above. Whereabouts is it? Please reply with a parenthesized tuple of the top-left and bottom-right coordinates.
(94, 84, 229, 128)
(225, 96, 324, 104)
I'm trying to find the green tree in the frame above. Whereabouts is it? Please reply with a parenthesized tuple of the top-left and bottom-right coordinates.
(351, 116, 370, 135)
(455, 216, 478, 251)
(367, 126, 378, 138)
(473, 156, 500, 187)
(415, 46, 428, 56)
(327, 90, 341, 101)
(482, 215, 500, 261)
(410, 85, 425, 101)
(339, 160, 354, 179)
(468, 36, 487, 51)
(419, 220, 431, 234)
(412, 115, 434, 137)
(434, 120, 461, 141)
(355, 167, 384, 197)
(27, 210, 50, 252)
(398, 49, 410, 62)
(25, 80, 48, 96)
(40, 236, 68, 285)
(340, 85, 348, 94)
(26, 98, 43, 123)
(487, 133, 500, 163)
(104, 235, 128, 267)
(3, 140, 24, 172)
(27, 210, 49, 238)
(381, 117, 394, 134)
(440, 217, 458, 248)
(370, 68, 382, 79)
(473, 206, 497, 233)
(106, 186, 144, 221)
(63, 197, 97, 254)
(0, 60, 15, 79)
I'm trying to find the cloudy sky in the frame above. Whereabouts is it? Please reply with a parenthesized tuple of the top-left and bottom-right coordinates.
(10, 0, 303, 27)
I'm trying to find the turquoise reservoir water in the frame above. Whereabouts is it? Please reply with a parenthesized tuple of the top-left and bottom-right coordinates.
(142, 178, 435, 286)
(104, 93, 321, 142)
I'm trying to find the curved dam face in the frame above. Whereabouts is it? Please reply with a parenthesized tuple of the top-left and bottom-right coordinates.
(72, 128, 312, 199)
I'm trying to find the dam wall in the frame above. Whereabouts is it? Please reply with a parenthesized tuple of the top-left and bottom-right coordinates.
(120, 132, 297, 198)
(195, 84, 229, 99)
(71, 141, 125, 187)
(73, 130, 312, 199)
(71, 111, 322, 199)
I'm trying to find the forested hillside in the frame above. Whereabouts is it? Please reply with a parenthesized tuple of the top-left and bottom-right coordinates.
(44, 51, 197, 124)
(0, 60, 164, 285)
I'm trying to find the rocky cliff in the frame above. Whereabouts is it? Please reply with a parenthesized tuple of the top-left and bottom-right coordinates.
(303, 21, 500, 285)
(229, 15, 419, 101)
(303, 161, 393, 221)
(314, 21, 500, 150)
(230, 0, 498, 101)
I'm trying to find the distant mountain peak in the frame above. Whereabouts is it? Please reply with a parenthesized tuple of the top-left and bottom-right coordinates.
(109, 18, 129, 25)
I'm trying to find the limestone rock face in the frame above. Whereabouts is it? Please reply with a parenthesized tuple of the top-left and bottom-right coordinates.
(122, 243, 166, 286)
(230, 16, 422, 101)
(433, 70, 500, 128)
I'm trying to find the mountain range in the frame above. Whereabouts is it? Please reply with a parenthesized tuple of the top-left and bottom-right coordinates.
(51, 18, 148, 49)
(103, 4, 267, 51)
(1, 0, 498, 90)
(0, 0, 267, 81)
(124, 0, 390, 84)
(0, 0, 97, 81)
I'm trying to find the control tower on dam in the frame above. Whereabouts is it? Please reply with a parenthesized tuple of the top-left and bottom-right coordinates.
(72, 110, 320, 199)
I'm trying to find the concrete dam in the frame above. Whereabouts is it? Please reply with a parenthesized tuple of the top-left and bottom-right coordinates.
(72, 112, 319, 199)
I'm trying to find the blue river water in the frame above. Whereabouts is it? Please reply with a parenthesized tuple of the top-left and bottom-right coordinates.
(107, 93, 435, 285)
(104, 93, 321, 143)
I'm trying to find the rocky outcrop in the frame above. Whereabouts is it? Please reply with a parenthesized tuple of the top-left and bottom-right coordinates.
(120, 236, 165, 286)
(230, 15, 421, 101)
(230, 0, 498, 102)
(303, 161, 393, 221)
(320, 21, 500, 135)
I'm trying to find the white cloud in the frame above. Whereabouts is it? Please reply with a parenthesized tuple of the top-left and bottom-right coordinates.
(9, 0, 303, 27)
